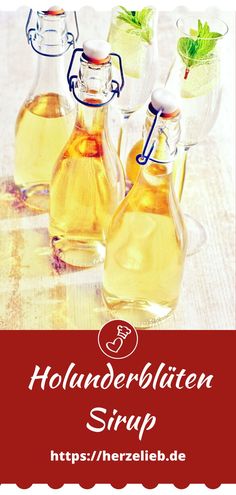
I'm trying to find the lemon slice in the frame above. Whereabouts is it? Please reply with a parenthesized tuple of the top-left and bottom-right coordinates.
(181, 60, 219, 98)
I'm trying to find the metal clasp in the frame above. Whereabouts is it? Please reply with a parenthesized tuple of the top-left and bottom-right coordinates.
(25, 9, 79, 57)
(67, 48, 125, 108)
(136, 108, 177, 166)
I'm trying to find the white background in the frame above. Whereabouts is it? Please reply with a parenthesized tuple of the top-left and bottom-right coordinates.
(0, 0, 235, 493)
(1, 0, 236, 10)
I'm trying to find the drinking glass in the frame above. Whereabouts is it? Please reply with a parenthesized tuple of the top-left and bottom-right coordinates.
(108, 6, 158, 168)
(165, 15, 228, 254)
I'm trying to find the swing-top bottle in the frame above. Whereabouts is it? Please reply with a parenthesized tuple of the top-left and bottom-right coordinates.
(15, 7, 77, 212)
(49, 40, 125, 267)
(103, 88, 187, 328)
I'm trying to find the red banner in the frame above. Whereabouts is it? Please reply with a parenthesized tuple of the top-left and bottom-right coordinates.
(0, 329, 235, 486)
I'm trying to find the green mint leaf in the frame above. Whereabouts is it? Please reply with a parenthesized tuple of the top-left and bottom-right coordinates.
(178, 37, 198, 67)
(177, 19, 221, 69)
(116, 6, 154, 44)
(117, 13, 133, 24)
(137, 8, 153, 27)
(209, 32, 222, 38)
(198, 19, 203, 34)
(118, 6, 132, 16)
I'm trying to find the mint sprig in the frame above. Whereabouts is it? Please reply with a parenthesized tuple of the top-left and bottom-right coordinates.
(117, 6, 154, 44)
(178, 19, 221, 69)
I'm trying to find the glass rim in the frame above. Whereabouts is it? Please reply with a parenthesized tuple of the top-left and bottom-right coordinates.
(176, 15, 229, 40)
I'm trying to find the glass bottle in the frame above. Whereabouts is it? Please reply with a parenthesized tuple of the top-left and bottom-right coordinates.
(103, 89, 187, 328)
(49, 40, 125, 267)
(15, 7, 78, 212)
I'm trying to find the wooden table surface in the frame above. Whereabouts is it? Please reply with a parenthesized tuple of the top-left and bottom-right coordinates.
(0, 7, 235, 330)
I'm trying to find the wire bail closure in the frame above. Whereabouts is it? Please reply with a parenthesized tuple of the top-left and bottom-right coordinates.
(67, 48, 125, 108)
(136, 108, 177, 166)
(25, 9, 79, 57)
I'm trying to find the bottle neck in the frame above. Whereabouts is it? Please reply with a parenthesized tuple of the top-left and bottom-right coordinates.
(35, 11, 68, 52)
(28, 12, 71, 98)
(76, 103, 108, 134)
(142, 108, 180, 172)
(30, 54, 69, 96)
(73, 56, 112, 131)
(77, 56, 112, 104)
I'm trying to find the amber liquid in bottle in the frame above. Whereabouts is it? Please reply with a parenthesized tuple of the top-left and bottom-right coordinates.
(50, 103, 125, 267)
(126, 139, 187, 201)
(15, 93, 76, 212)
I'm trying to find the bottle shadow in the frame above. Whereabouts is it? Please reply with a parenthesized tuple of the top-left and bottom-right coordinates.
(0, 177, 46, 220)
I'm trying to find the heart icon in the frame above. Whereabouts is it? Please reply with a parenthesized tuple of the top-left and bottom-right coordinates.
(106, 337, 123, 354)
